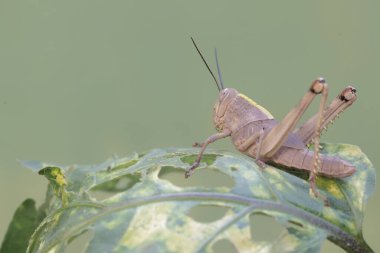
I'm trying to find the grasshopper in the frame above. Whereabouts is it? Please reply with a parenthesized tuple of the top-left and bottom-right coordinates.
(185, 38, 357, 201)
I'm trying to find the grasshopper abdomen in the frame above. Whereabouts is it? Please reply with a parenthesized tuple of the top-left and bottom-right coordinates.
(271, 147, 356, 178)
(228, 102, 356, 178)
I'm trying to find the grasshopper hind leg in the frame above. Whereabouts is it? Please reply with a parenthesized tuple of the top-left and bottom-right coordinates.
(308, 81, 329, 204)
(295, 86, 357, 145)
(253, 77, 330, 203)
(294, 84, 357, 205)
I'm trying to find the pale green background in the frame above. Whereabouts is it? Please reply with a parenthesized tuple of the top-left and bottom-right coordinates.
(0, 1, 379, 252)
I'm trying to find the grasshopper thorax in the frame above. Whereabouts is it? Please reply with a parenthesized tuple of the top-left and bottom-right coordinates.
(213, 88, 239, 131)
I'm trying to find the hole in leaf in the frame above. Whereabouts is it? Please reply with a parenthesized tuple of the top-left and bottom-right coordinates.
(249, 213, 283, 241)
(158, 166, 234, 188)
(187, 205, 229, 223)
(90, 191, 114, 201)
(212, 239, 238, 253)
(90, 173, 141, 201)
(158, 166, 181, 178)
(181, 154, 218, 166)
(65, 229, 94, 253)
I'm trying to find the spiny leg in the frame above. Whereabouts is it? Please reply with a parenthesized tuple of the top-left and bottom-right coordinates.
(185, 130, 231, 178)
(308, 84, 329, 203)
(254, 77, 329, 202)
(294, 86, 357, 145)
(259, 78, 326, 159)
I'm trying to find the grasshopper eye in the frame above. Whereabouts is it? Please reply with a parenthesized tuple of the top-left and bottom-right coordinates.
(219, 91, 227, 101)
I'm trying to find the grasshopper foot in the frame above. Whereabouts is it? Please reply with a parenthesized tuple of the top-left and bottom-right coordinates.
(185, 162, 200, 178)
(309, 188, 330, 206)
(192, 142, 203, 147)
(309, 177, 330, 206)
(255, 159, 267, 169)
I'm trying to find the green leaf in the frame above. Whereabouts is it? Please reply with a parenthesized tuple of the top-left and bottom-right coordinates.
(20, 143, 374, 253)
(0, 199, 46, 253)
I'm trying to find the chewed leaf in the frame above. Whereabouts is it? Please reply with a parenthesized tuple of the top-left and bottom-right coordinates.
(21, 143, 374, 253)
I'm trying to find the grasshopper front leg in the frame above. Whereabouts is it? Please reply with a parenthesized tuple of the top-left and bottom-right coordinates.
(185, 130, 231, 178)
(258, 78, 328, 200)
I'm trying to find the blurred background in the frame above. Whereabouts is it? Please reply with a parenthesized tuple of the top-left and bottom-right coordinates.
(0, 1, 378, 252)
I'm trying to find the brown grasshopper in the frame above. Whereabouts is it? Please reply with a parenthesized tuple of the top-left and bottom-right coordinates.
(185, 38, 357, 201)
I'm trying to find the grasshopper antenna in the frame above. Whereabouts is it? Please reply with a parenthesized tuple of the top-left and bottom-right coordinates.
(190, 37, 221, 91)
(214, 48, 225, 90)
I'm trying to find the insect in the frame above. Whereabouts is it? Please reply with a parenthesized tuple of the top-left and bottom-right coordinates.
(185, 38, 357, 202)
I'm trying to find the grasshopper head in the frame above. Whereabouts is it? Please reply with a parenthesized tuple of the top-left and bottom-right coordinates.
(213, 88, 238, 131)
(189, 38, 238, 131)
